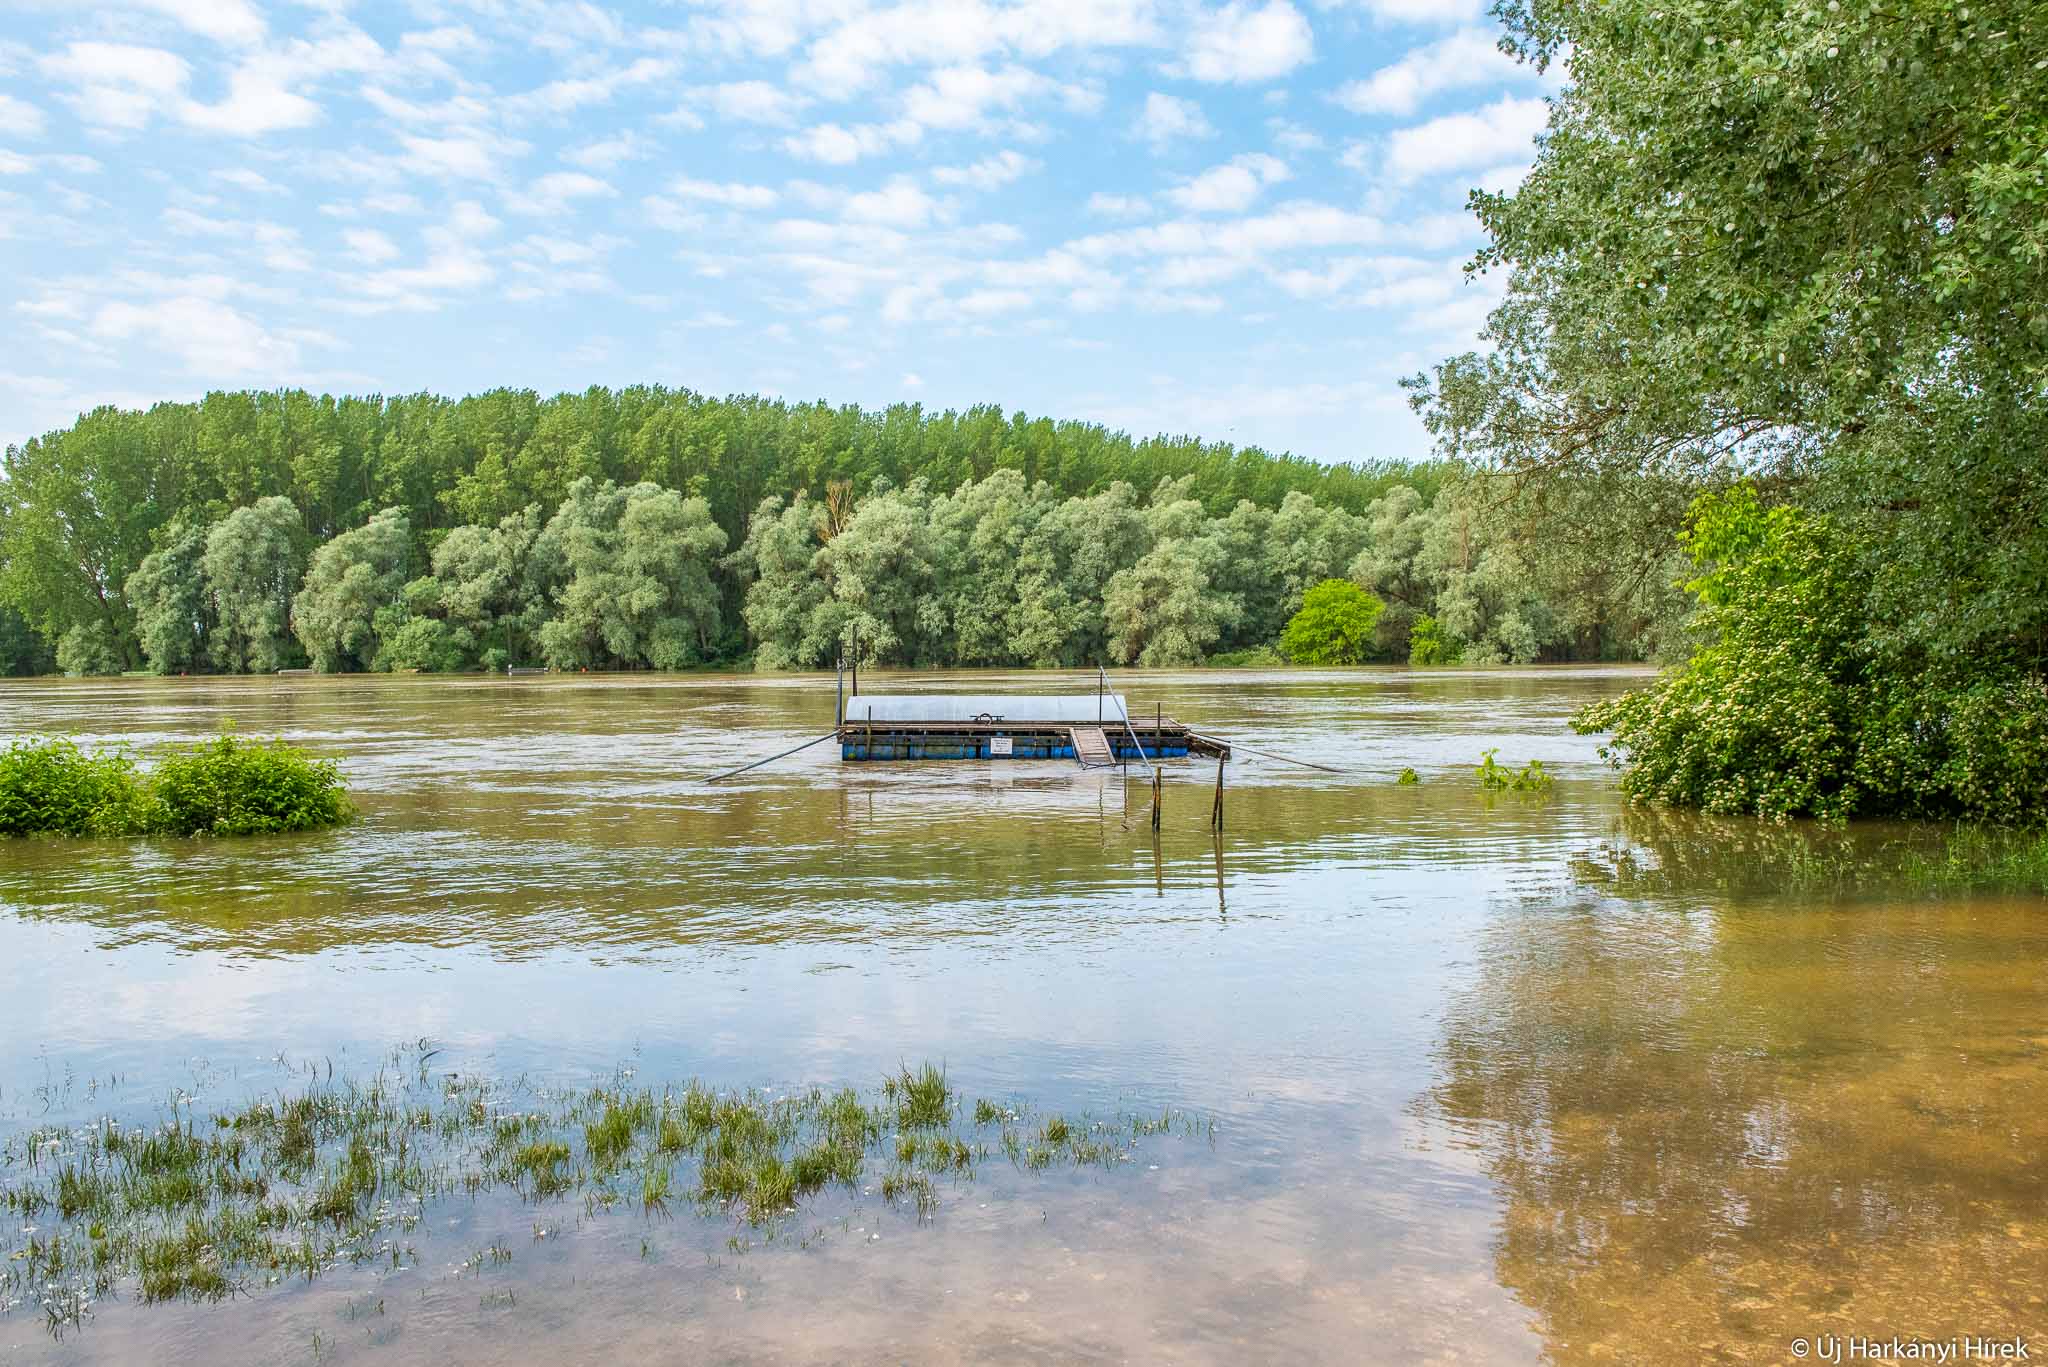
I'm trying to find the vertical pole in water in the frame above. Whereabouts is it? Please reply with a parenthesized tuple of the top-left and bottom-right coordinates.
(836, 657, 844, 727)
(1150, 767, 1161, 832)
(1211, 756, 1224, 832)
(865, 704, 873, 763)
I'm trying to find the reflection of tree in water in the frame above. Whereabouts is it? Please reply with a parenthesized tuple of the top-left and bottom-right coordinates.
(1567, 804, 1930, 902)
(1425, 876, 2048, 1362)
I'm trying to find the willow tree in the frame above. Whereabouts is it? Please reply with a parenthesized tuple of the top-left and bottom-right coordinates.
(293, 508, 411, 672)
(428, 506, 542, 667)
(126, 523, 213, 674)
(202, 497, 306, 674)
(532, 478, 727, 670)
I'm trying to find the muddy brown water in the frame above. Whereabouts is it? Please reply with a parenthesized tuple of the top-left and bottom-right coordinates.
(1, 669, 2042, 1364)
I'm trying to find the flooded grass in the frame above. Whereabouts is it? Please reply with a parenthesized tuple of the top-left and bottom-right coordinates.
(0, 1044, 1206, 1337)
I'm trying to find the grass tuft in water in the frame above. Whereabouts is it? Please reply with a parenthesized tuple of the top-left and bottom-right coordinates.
(0, 1051, 1205, 1337)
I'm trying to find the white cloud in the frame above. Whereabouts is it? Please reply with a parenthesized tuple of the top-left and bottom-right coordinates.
(1086, 192, 1151, 218)
(178, 62, 322, 135)
(1337, 0, 1485, 25)
(1333, 27, 1528, 115)
(397, 129, 529, 181)
(506, 171, 616, 216)
(792, 1, 1009, 99)
(901, 371, 924, 389)
(900, 63, 1052, 130)
(1384, 94, 1548, 181)
(343, 228, 399, 263)
(162, 205, 311, 269)
(0, 95, 47, 139)
(663, 176, 779, 209)
(843, 175, 940, 229)
(212, 167, 279, 193)
(40, 28, 382, 138)
(1166, 153, 1291, 213)
(781, 119, 921, 165)
(346, 201, 500, 311)
(1268, 117, 1323, 151)
(691, 80, 805, 126)
(1178, 1, 1313, 83)
(128, 0, 268, 46)
(91, 295, 302, 376)
(1132, 92, 1213, 148)
(932, 149, 1037, 190)
(38, 43, 191, 131)
(564, 131, 652, 169)
(510, 58, 676, 116)
(0, 152, 30, 176)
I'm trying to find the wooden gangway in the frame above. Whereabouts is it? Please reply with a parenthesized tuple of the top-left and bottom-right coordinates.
(1069, 726, 1115, 768)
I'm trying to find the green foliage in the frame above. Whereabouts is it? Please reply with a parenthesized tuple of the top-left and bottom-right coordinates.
(202, 497, 305, 675)
(532, 479, 728, 671)
(2, 382, 1682, 673)
(1396, 767, 1420, 786)
(1280, 579, 1384, 665)
(293, 508, 412, 672)
(55, 622, 122, 677)
(126, 524, 212, 675)
(147, 734, 354, 836)
(1104, 537, 1236, 667)
(1408, 615, 1461, 666)
(1575, 488, 2048, 825)
(1415, 0, 2048, 821)
(0, 739, 147, 836)
(1206, 645, 1285, 667)
(1476, 749, 1553, 794)
(0, 732, 353, 838)
(0, 606, 54, 676)
(372, 616, 470, 673)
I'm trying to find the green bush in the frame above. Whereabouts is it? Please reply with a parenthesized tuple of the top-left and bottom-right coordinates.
(372, 615, 472, 673)
(55, 622, 123, 677)
(1409, 614, 1461, 666)
(0, 733, 352, 838)
(1206, 644, 1285, 667)
(148, 734, 354, 836)
(1575, 487, 2048, 825)
(1280, 580, 1384, 665)
(0, 739, 149, 836)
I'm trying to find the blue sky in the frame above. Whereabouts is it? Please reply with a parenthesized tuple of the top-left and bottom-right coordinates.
(0, 0, 1557, 466)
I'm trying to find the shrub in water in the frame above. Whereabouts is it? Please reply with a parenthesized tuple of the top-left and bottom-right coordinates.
(0, 739, 148, 836)
(2, 733, 352, 837)
(1476, 749, 1554, 794)
(148, 734, 353, 836)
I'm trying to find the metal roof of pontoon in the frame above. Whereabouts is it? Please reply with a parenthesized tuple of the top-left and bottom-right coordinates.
(846, 694, 1130, 725)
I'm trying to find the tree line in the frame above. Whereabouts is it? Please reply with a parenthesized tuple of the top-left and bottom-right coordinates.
(0, 386, 1691, 678)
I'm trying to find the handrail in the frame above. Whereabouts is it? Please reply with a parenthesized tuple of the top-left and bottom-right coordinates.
(1100, 666, 1157, 778)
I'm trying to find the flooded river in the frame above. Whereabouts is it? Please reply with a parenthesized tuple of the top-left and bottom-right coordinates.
(1, 669, 2042, 1364)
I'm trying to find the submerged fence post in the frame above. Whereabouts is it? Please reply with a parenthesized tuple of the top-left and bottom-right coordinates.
(1211, 756, 1224, 832)
(1150, 767, 1162, 832)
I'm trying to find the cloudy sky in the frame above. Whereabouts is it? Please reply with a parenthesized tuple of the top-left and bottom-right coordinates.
(0, 0, 1557, 464)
